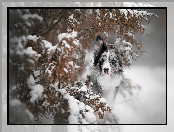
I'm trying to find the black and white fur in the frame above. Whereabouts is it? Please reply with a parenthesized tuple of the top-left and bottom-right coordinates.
(91, 35, 123, 106)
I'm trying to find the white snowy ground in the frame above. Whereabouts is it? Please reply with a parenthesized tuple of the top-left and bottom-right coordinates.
(114, 66, 166, 124)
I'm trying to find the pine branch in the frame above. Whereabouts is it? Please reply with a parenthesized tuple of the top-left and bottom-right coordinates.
(40, 10, 68, 37)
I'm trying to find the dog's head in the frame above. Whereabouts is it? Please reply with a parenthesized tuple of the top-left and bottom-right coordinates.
(94, 35, 123, 77)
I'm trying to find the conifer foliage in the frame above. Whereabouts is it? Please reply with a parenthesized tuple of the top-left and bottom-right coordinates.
(8, 8, 157, 124)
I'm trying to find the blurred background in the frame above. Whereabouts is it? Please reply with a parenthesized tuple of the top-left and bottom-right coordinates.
(132, 9, 166, 67)
(114, 9, 167, 124)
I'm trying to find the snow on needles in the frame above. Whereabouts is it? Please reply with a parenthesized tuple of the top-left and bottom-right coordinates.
(119, 8, 153, 20)
(42, 40, 58, 53)
(42, 40, 52, 49)
(27, 35, 58, 54)
(27, 75, 44, 103)
(62, 40, 71, 48)
(24, 47, 37, 57)
(69, 97, 96, 124)
(27, 35, 38, 41)
(58, 31, 78, 43)
(9, 99, 22, 107)
(63, 90, 97, 124)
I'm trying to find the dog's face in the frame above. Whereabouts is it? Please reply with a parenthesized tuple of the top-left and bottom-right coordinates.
(95, 41, 123, 77)
(98, 48, 123, 77)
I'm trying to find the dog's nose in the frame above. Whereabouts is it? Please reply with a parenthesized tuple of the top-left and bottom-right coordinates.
(103, 68, 109, 73)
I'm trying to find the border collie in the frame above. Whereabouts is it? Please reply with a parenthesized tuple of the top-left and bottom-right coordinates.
(91, 35, 123, 106)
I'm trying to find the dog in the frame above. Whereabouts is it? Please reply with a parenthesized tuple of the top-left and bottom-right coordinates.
(90, 35, 124, 107)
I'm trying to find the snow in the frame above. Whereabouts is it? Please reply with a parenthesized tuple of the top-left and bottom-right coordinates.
(62, 40, 70, 48)
(9, 99, 35, 123)
(63, 68, 68, 73)
(41, 39, 58, 54)
(68, 96, 79, 116)
(58, 33, 67, 42)
(68, 114, 79, 124)
(24, 47, 36, 56)
(11, 86, 16, 90)
(10, 36, 26, 55)
(68, 14, 74, 20)
(22, 13, 43, 23)
(42, 40, 52, 49)
(26, 58, 35, 65)
(84, 111, 96, 124)
(66, 31, 78, 39)
(9, 99, 22, 107)
(119, 9, 128, 15)
(58, 31, 78, 43)
(81, 119, 89, 124)
(74, 64, 80, 68)
(72, 40, 79, 46)
(48, 45, 57, 52)
(53, 20, 58, 23)
(119, 9, 149, 20)
(42, 100, 50, 107)
(27, 75, 44, 103)
(48, 70, 52, 75)
(80, 85, 87, 92)
(57, 89, 67, 95)
(114, 66, 166, 124)
(27, 35, 38, 41)
(79, 102, 85, 110)
(68, 61, 74, 66)
(95, 9, 100, 16)
(27, 75, 35, 86)
(119, 8, 153, 20)
(24, 109, 34, 121)
(124, 47, 131, 51)
(33, 70, 40, 77)
(61, 90, 98, 124)
(29, 84, 44, 103)
(99, 98, 106, 103)
(123, 40, 133, 47)
(97, 74, 122, 91)
(85, 105, 94, 113)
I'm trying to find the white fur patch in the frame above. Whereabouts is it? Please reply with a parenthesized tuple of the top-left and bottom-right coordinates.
(97, 74, 122, 91)
(97, 74, 123, 107)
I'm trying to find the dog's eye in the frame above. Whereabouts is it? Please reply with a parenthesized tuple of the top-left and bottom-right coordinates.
(111, 60, 116, 65)
(100, 59, 104, 63)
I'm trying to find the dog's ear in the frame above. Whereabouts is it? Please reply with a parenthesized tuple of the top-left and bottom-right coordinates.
(114, 36, 122, 53)
(94, 35, 107, 66)
(96, 35, 102, 41)
(94, 35, 107, 54)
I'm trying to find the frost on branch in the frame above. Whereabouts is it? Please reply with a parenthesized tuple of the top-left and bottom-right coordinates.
(67, 80, 118, 124)
(25, 31, 84, 85)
